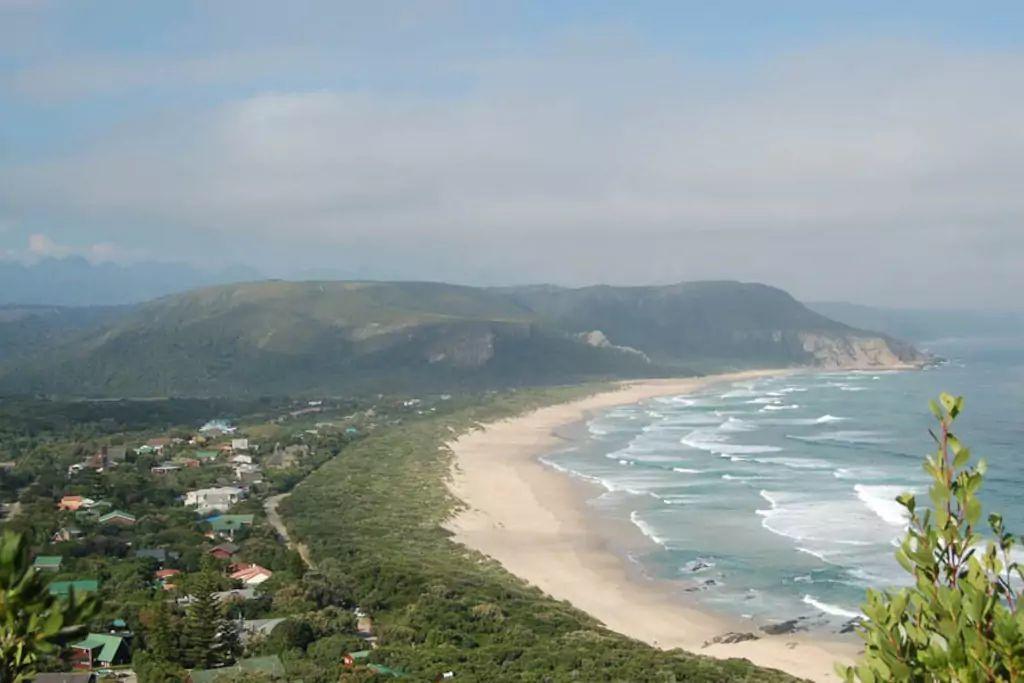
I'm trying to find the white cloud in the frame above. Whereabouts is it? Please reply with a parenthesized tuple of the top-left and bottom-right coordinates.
(4, 38, 1024, 305)
(8, 233, 146, 264)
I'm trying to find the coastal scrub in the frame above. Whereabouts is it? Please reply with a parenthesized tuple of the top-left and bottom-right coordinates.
(840, 394, 1024, 681)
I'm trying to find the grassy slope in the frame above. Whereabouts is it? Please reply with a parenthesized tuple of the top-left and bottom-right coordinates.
(0, 279, 922, 397)
(279, 387, 800, 682)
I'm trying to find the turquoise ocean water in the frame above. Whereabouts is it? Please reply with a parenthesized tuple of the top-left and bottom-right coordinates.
(542, 336, 1024, 631)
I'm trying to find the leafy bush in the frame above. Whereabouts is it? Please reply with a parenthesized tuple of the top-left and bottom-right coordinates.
(0, 531, 97, 682)
(840, 393, 1024, 681)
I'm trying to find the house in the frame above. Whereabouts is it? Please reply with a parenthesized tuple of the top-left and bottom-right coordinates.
(230, 438, 249, 452)
(229, 563, 273, 586)
(194, 449, 219, 462)
(48, 579, 99, 598)
(188, 655, 285, 683)
(207, 514, 255, 538)
(108, 618, 132, 637)
(343, 650, 371, 667)
(155, 568, 181, 589)
(240, 617, 285, 644)
(211, 587, 257, 603)
(32, 555, 62, 572)
(267, 443, 309, 468)
(69, 633, 130, 669)
(151, 462, 182, 475)
(146, 437, 171, 450)
(234, 463, 262, 485)
(51, 527, 84, 543)
(104, 445, 128, 463)
(134, 547, 170, 563)
(208, 542, 240, 560)
(369, 664, 403, 678)
(229, 453, 253, 465)
(178, 457, 201, 468)
(199, 419, 236, 435)
(99, 510, 136, 527)
(82, 453, 107, 471)
(185, 486, 244, 514)
(31, 674, 97, 683)
(57, 496, 95, 512)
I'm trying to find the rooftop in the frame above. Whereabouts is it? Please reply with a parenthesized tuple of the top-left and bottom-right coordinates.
(48, 579, 99, 597)
(32, 555, 62, 569)
(189, 655, 284, 682)
(70, 633, 125, 663)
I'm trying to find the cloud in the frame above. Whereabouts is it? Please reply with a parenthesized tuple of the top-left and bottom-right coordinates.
(5, 233, 147, 264)
(4, 38, 1024, 305)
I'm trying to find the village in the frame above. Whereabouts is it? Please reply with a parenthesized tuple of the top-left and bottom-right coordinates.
(0, 394, 451, 682)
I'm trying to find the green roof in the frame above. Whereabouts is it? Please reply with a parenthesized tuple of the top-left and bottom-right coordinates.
(208, 514, 254, 532)
(190, 655, 285, 682)
(99, 510, 136, 523)
(48, 579, 99, 597)
(367, 663, 404, 677)
(195, 450, 219, 459)
(32, 555, 62, 569)
(70, 633, 125, 663)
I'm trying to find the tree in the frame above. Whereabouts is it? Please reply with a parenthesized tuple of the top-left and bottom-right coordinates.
(131, 650, 185, 683)
(214, 613, 242, 666)
(146, 599, 179, 663)
(839, 393, 1024, 681)
(182, 569, 239, 669)
(182, 571, 220, 668)
(0, 530, 97, 682)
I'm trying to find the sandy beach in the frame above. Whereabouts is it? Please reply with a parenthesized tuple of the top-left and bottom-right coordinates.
(445, 371, 861, 682)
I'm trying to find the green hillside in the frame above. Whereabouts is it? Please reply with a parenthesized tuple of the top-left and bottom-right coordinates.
(0, 280, 925, 397)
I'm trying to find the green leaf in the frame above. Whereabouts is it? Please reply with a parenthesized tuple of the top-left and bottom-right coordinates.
(965, 497, 982, 525)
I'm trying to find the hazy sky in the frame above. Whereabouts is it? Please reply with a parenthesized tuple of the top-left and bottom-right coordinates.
(2, 1, 1023, 308)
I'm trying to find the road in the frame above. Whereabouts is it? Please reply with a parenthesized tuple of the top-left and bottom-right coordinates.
(264, 492, 315, 569)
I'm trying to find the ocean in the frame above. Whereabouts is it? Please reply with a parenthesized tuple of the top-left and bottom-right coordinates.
(542, 336, 1024, 631)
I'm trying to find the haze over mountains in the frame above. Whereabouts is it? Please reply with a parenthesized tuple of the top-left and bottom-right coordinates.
(0, 257, 261, 306)
(0, 280, 925, 398)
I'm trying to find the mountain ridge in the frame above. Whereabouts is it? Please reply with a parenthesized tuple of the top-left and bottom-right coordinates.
(0, 279, 928, 397)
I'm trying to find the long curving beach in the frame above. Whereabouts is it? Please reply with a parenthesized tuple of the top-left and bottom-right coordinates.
(445, 372, 861, 682)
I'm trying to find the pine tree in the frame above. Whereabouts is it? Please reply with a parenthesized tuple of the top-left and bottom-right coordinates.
(182, 572, 219, 669)
(214, 614, 241, 666)
(149, 599, 179, 664)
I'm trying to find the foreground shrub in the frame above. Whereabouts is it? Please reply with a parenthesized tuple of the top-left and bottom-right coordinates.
(840, 393, 1024, 681)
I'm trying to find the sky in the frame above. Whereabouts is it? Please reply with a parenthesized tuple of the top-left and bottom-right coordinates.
(2, 1, 1024, 308)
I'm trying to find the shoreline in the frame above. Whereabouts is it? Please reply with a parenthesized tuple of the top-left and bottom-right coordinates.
(445, 371, 861, 682)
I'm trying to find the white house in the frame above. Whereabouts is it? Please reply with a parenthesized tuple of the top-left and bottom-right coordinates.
(184, 486, 244, 514)
(231, 438, 249, 452)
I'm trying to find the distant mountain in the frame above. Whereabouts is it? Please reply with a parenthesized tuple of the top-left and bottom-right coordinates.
(807, 302, 1024, 342)
(0, 257, 263, 306)
(0, 280, 927, 397)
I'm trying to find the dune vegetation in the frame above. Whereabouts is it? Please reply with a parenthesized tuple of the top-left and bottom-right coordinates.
(280, 386, 798, 681)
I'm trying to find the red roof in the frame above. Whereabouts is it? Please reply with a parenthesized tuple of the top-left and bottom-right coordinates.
(155, 569, 181, 579)
(229, 563, 273, 583)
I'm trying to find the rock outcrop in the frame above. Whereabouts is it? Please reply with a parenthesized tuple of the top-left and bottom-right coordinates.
(799, 332, 927, 369)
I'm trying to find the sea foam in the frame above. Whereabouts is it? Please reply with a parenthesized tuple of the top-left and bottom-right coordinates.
(854, 484, 911, 527)
(802, 594, 860, 619)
